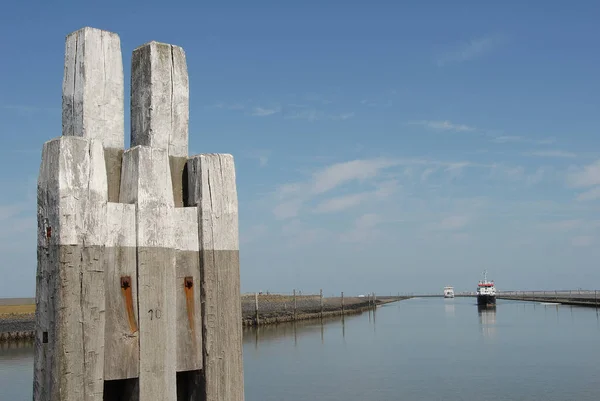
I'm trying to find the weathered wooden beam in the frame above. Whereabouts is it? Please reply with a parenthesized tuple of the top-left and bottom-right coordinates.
(35, 137, 107, 401)
(187, 153, 245, 401)
(173, 207, 203, 373)
(104, 203, 139, 381)
(62, 27, 124, 202)
(131, 41, 189, 206)
(120, 146, 177, 401)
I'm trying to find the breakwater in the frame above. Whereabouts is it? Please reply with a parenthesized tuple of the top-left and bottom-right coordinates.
(497, 290, 599, 307)
(0, 296, 407, 341)
(241, 294, 407, 326)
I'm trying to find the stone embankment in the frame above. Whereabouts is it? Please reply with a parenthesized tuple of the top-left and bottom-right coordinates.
(240, 294, 407, 326)
(498, 291, 599, 308)
(0, 313, 35, 341)
(0, 296, 408, 340)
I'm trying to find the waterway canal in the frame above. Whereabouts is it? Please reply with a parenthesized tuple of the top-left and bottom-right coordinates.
(2, 297, 600, 400)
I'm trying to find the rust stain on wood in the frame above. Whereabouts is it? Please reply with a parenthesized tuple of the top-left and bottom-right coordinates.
(184, 276, 195, 336)
(121, 276, 138, 333)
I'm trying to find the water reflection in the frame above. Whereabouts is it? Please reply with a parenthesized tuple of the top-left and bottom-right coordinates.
(243, 313, 355, 349)
(444, 301, 455, 317)
(477, 305, 496, 339)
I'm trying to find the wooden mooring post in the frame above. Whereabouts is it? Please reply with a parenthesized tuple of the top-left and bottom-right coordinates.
(320, 289, 324, 318)
(341, 291, 344, 314)
(255, 292, 260, 325)
(293, 289, 297, 320)
(34, 27, 244, 401)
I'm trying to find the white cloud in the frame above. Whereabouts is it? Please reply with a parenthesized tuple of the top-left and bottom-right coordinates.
(214, 102, 245, 110)
(283, 108, 354, 122)
(572, 236, 594, 247)
(313, 193, 369, 214)
(421, 167, 437, 182)
(525, 150, 577, 158)
(576, 186, 600, 202)
(251, 106, 280, 117)
(272, 158, 400, 219)
(541, 219, 584, 231)
(492, 135, 555, 145)
(273, 200, 303, 220)
(340, 213, 386, 243)
(281, 220, 328, 248)
(437, 34, 506, 66)
(567, 160, 600, 188)
(331, 112, 355, 120)
(311, 158, 399, 195)
(429, 215, 470, 231)
(312, 180, 399, 214)
(408, 120, 475, 132)
(244, 149, 271, 167)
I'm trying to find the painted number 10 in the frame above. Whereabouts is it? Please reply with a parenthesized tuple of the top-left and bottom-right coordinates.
(148, 308, 161, 320)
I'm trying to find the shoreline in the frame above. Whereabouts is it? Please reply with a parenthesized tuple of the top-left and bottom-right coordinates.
(242, 297, 406, 327)
(498, 296, 599, 308)
(0, 297, 408, 342)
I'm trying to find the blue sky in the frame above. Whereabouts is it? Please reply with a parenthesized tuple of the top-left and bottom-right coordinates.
(1, 1, 599, 297)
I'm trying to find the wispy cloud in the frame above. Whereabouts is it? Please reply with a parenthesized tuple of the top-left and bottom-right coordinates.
(567, 160, 600, 188)
(273, 158, 400, 219)
(576, 187, 600, 202)
(428, 215, 471, 231)
(572, 236, 594, 247)
(213, 101, 246, 111)
(243, 149, 271, 167)
(313, 193, 370, 214)
(407, 120, 475, 132)
(311, 158, 399, 194)
(491, 135, 555, 145)
(340, 213, 386, 243)
(313, 180, 399, 214)
(250, 106, 281, 117)
(524, 150, 577, 158)
(436, 34, 507, 66)
(283, 108, 354, 122)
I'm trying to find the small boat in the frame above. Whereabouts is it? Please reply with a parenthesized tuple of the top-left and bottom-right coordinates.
(476, 271, 496, 307)
(443, 286, 455, 298)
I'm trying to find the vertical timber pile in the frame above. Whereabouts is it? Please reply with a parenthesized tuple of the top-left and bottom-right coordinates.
(34, 27, 244, 401)
(187, 154, 245, 401)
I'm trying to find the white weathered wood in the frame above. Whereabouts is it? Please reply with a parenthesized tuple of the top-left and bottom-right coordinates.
(120, 146, 174, 210)
(131, 42, 189, 157)
(187, 153, 244, 401)
(104, 203, 139, 381)
(173, 207, 202, 372)
(120, 145, 176, 401)
(35, 136, 107, 401)
(62, 27, 124, 150)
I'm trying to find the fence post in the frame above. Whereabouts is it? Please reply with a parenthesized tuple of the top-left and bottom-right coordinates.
(255, 292, 259, 325)
(595, 290, 597, 308)
(293, 289, 297, 320)
(341, 291, 344, 314)
(374, 292, 377, 307)
(320, 289, 323, 318)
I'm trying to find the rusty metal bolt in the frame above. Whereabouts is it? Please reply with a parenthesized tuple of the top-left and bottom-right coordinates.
(121, 276, 131, 290)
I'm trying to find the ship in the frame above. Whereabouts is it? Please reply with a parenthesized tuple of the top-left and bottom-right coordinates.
(443, 286, 455, 298)
(476, 271, 496, 307)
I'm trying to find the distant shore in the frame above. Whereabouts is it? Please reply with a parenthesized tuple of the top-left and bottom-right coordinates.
(0, 296, 408, 341)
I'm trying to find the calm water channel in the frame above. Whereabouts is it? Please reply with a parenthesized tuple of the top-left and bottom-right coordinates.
(2, 297, 600, 400)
